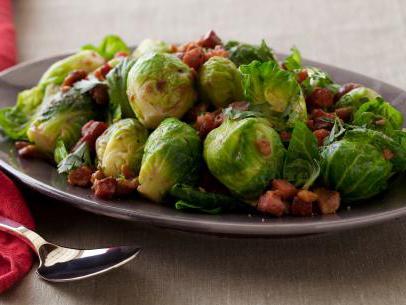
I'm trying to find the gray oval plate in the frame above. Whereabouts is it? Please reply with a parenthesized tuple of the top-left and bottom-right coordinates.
(0, 53, 405, 236)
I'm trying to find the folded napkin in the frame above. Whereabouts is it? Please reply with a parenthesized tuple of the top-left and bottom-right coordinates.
(0, 0, 16, 71)
(0, 0, 35, 294)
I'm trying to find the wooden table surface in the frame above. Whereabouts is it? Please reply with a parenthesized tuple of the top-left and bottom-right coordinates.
(3, 0, 406, 304)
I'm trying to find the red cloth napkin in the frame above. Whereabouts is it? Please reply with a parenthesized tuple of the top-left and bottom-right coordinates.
(0, 172, 35, 293)
(0, 0, 35, 294)
(0, 0, 16, 71)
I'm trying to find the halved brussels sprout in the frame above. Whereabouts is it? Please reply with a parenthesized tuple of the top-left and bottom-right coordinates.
(132, 39, 174, 59)
(39, 50, 105, 86)
(225, 40, 278, 67)
(321, 137, 393, 201)
(27, 85, 97, 155)
(198, 56, 244, 108)
(126, 52, 196, 128)
(138, 118, 201, 202)
(240, 60, 307, 129)
(204, 116, 285, 199)
(96, 118, 148, 177)
(335, 87, 380, 109)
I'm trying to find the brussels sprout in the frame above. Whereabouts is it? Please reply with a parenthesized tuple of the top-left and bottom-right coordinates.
(198, 56, 244, 108)
(352, 97, 403, 134)
(0, 85, 44, 140)
(27, 85, 97, 155)
(106, 58, 137, 122)
(335, 87, 380, 109)
(321, 138, 393, 201)
(132, 39, 173, 59)
(39, 50, 105, 86)
(299, 67, 339, 96)
(138, 118, 201, 202)
(126, 52, 196, 128)
(240, 60, 307, 129)
(95, 118, 148, 177)
(82, 34, 130, 60)
(225, 40, 277, 67)
(204, 116, 285, 199)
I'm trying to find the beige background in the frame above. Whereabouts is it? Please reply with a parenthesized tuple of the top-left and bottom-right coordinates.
(2, 0, 406, 304)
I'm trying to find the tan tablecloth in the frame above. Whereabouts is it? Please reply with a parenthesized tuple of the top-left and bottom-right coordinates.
(3, 0, 406, 304)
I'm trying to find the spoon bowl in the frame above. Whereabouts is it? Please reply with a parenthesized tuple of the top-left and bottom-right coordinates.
(0, 215, 141, 282)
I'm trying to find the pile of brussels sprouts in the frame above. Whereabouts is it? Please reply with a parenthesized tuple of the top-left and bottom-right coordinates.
(1, 31, 405, 217)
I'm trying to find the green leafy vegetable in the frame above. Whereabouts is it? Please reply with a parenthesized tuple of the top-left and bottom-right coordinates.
(57, 142, 92, 174)
(106, 58, 137, 123)
(240, 60, 307, 129)
(174, 200, 222, 215)
(299, 67, 339, 96)
(225, 40, 278, 67)
(170, 184, 250, 214)
(283, 121, 320, 188)
(27, 86, 97, 155)
(352, 97, 403, 134)
(82, 35, 130, 60)
(132, 39, 173, 59)
(54, 138, 69, 164)
(0, 85, 44, 140)
(283, 47, 302, 71)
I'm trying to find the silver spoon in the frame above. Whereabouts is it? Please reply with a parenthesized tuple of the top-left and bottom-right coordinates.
(0, 215, 141, 282)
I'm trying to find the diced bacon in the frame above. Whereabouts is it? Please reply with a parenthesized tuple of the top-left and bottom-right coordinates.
(335, 107, 353, 122)
(92, 177, 117, 199)
(257, 191, 287, 217)
(67, 166, 93, 187)
(182, 47, 206, 70)
(307, 87, 334, 108)
(271, 179, 298, 200)
(198, 30, 222, 49)
(296, 69, 308, 83)
(313, 129, 330, 146)
(73, 121, 108, 152)
(314, 188, 340, 214)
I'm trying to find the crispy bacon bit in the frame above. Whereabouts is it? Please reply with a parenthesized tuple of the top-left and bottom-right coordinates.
(229, 101, 250, 111)
(256, 139, 271, 156)
(307, 87, 334, 108)
(17, 144, 44, 159)
(90, 84, 109, 105)
(67, 166, 93, 187)
(198, 30, 222, 49)
(62, 69, 87, 88)
(91, 170, 105, 184)
(297, 190, 318, 203)
(313, 129, 330, 146)
(314, 188, 340, 215)
(15, 141, 30, 150)
(195, 111, 223, 137)
(182, 47, 206, 70)
(94, 63, 112, 81)
(114, 51, 129, 58)
(92, 177, 117, 199)
(185, 103, 209, 122)
(73, 120, 109, 152)
(290, 197, 313, 216)
(375, 119, 386, 126)
(279, 131, 291, 142)
(307, 119, 315, 130)
(296, 69, 308, 83)
(311, 109, 335, 130)
(121, 165, 136, 179)
(271, 179, 298, 200)
(205, 46, 229, 60)
(335, 83, 361, 101)
(335, 107, 353, 122)
(257, 191, 287, 217)
(116, 177, 140, 196)
(383, 149, 395, 160)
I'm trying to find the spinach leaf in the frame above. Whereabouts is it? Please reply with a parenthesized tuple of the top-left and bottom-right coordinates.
(225, 40, 278, 67)
(57, 141, 92, 174)
(283, 121, 320, 188)
(169, 184, 251, 213)
(82, 35, 130, 60)
(175, 200, 222, 214)
(283, 47, 302, 71)
(106, 58, 136, 123)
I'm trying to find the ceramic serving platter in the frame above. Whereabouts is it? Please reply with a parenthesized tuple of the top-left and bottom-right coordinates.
(0, 53, 405, 236)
